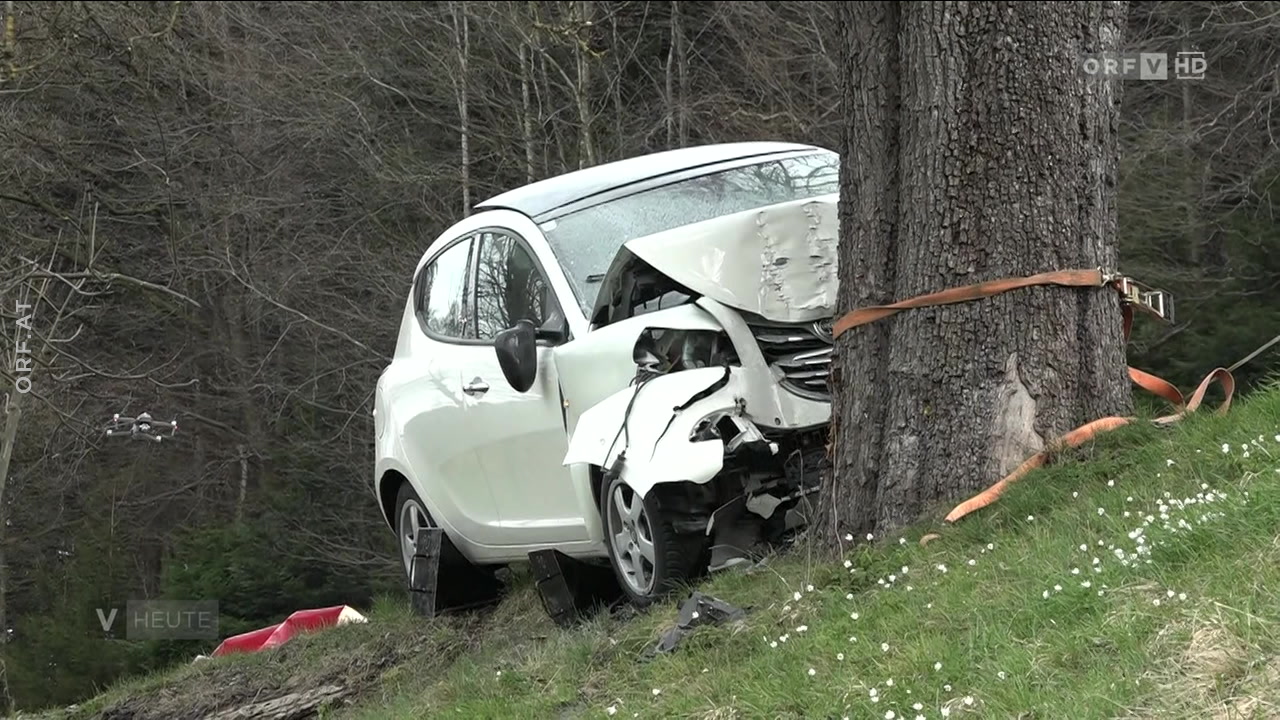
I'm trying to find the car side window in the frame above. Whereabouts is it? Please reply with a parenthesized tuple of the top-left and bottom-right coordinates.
(415, 237, 475, 340)
(473, 231, 562, 341)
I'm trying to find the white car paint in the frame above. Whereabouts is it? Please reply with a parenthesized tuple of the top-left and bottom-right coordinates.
(561, 366, 767, 499)
(554, 303, 724, 438)
(374, 154, 841, 571)
(625, 194, 839, 324)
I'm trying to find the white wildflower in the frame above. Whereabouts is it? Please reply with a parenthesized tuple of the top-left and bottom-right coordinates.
(652, 688, 662, 696)
(838, 653, 845, 661)
(607, 706, 617, 716)
(808, 668, 816, 677)
(844, 559, 853, 569)
(882, 642, 890, 652)
(934, 662, 943, 671)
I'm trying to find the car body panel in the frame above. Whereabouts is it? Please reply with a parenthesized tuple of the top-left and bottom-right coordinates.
(693, 297, 831, 430)
(476, 142, 821, 220)
(554, 303, 723, 438)
(622, 194, 839, 324)
(562, 367, 756, 498)
(465, 341, 590, 545)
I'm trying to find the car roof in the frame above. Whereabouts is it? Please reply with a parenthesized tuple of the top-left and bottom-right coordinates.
(474, 141, 825, 221)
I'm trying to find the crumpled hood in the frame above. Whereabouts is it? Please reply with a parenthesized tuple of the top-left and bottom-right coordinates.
(622, 194, 839, 324)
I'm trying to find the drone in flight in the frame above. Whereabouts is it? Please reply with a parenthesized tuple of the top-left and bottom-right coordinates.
(105, 412, 178, 443)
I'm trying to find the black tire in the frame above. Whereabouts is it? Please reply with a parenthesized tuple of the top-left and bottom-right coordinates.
(394, 482, 467, 573)
(394, 482, 503, 611)
(600, 475, 706, 608)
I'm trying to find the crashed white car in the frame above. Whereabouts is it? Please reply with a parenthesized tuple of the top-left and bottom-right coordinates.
(373, 142, 840, 606)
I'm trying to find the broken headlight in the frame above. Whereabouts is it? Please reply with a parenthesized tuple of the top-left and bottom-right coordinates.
(633, 328, 737, 374)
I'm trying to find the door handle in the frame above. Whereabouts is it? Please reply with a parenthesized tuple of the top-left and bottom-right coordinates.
(463, 378, 490, 396)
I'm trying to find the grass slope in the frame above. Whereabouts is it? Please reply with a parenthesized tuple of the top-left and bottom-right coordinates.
(38, 383, 1280, 720)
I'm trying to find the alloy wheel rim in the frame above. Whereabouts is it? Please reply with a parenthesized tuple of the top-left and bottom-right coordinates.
(399, 500, 431, 578)
(607, 484, 656, 595)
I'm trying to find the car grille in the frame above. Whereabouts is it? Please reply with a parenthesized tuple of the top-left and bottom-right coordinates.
(747, 320, 834, 400)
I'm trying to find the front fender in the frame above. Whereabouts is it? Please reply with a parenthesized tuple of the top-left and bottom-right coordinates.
(563, 366, 763, 498)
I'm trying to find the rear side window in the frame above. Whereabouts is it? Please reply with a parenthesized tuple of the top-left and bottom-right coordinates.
(415, 237, 475, 340)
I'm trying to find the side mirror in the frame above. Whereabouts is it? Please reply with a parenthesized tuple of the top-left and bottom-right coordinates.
(494, 319, 538, 393)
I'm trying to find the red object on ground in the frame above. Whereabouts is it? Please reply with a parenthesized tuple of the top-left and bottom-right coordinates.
(211, 605, 367, 657)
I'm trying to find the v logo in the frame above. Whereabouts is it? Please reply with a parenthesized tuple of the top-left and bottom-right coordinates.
(96, 608, 118, 632)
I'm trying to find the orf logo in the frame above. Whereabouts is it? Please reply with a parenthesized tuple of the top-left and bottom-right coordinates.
(812, 318, 835, 344)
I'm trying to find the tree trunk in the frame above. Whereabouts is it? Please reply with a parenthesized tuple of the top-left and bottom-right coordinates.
(520, 41, 535, 185)
(674, 1, 688, 148)
(0, 393, 19, 647)
(574, 0, 595, 167)
(665, 1, 676, 147)
(449, 1, 471, 215)
(822, 1, 1133, 540)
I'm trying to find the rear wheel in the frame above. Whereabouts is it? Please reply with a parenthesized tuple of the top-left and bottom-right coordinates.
(394, 482, 502, 609)
(601, 475, 706, 607)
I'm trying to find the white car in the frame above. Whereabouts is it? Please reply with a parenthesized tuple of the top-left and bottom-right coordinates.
(373, 141, 841, 607)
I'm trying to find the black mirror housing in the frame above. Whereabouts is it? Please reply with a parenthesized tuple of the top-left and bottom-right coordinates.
(494, 319, 538, 393)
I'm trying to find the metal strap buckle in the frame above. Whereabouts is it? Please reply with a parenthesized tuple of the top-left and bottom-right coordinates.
(1114, 276, 1175, 324)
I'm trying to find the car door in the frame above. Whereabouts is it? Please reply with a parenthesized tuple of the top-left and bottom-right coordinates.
(463, 229, 590, 545)
(395, 234, 505, 547)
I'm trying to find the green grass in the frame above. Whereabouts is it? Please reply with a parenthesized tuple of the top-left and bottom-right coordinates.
(34, 383, 1280, 720)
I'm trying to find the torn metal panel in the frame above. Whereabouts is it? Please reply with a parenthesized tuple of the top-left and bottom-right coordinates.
(555, 303, 724, 437)
(694, 297, 831, 429)
(651, 591, 747, 655)
(622, 194, 839, 324)
(562, 367, 765, 498)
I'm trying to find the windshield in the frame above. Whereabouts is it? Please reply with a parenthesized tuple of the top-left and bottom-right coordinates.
(540, 150, 840, 315)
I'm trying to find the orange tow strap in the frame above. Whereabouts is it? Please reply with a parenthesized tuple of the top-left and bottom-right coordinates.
(828, 268, 1236, 524)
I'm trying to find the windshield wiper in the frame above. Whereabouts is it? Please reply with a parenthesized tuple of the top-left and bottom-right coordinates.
(586, 273, 606, 284)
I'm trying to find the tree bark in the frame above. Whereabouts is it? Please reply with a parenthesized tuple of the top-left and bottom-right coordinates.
(574, 0, 595, 167)
(520, 41, 535, 185)
(449, 1, 471, 215)
(823, 1, 1133, 540)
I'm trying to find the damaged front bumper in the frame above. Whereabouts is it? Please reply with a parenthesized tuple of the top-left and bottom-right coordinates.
(563, 364, 829, 568)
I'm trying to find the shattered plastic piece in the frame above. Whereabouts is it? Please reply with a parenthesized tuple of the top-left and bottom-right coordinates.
(652, 592, 747, 655)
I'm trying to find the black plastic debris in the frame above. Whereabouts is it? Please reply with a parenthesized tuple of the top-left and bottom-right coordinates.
(652, 591, 747, 655)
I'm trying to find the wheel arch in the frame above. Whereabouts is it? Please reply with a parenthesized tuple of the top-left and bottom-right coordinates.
(378, 469, 409, 531)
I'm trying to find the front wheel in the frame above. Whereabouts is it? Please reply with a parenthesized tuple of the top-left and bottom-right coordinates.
(601, 475, 705, 607)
